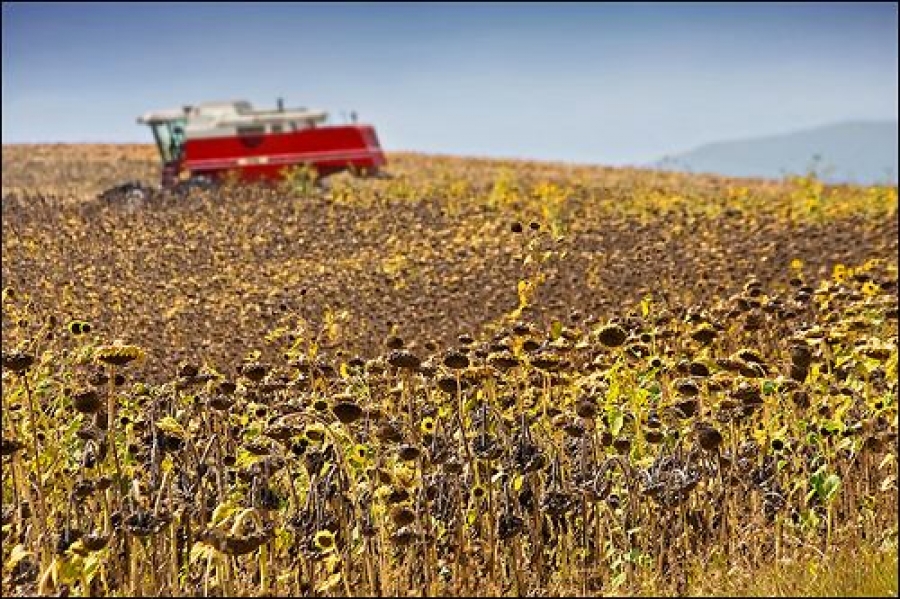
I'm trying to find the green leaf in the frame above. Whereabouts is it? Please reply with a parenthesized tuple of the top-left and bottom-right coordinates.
(190, 541, 215, 563)
(640, 295, 652, 318)
(820, 419, 843, 434)
(156, 416, 186, 439)
(550, 321, 563, 341)
(316, 571, 343, 594)
(235, 447, 263, 470)
(822, 474, 841, 502)
(211, 501, 239, 526)
(608, 406, 624, 437)
(83, 553, 101, 583)
(6, 543, 33, 569)
(57, 555, 83, 584)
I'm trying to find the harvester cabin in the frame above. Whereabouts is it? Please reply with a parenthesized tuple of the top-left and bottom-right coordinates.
(137, 100, 329, 164)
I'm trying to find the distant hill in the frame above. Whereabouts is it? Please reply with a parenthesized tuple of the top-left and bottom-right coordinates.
(655, 121, 898, 185)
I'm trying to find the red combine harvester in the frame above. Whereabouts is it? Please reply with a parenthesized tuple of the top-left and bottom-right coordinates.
(100, 98, 387, 201)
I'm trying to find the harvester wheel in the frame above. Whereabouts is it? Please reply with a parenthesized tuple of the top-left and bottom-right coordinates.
(97, 181, 155, 205)
(171, 176, 217, 197)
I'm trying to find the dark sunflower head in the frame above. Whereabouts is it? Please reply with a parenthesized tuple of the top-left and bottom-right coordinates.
(390, 505, 416, 527)
(398, 444, 421, 461)
(95, 344, 145, 367)
(388, 349, 421, 370)
(575, 398, 598, 419)
(239, 362, 269, 382)
(1, 437, 26, 457)
(385, 335, 405, 350)
(695, 422, 723, 451)
(674, 378, 700, 397)
(690, 324, 717, 345)
(613, 436, 631, 454)
(487, 351, 519, 371)
(2, 350, 35, 374)
(470, 485, 487, 501)
(597, 324, 627, 348)
(72, 389, 102, 414)
(443, 350, 469, 370)
(331, 399, 364, 424)
(644, 428, 664, 444)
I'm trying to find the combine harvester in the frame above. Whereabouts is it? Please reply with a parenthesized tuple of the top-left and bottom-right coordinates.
(100, 98, 387, 201)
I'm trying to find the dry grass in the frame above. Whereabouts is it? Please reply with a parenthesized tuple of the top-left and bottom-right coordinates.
(692, 543, 898, 597)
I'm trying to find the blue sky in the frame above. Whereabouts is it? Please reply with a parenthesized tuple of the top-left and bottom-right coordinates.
(2, 2, 897, 166)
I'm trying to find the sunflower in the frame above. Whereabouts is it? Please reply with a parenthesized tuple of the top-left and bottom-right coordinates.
(597, 324, 627, 348)
(332, 400, 364, 424)
(443, 349, 469, 370)
(303, 425, 326, 444)
(314, 529, 336, 552)
(95, 343, 145, 367)
(349, 444, 370, 466)
(419, 416, 436, 435)
(690, 323, 717, 344)
(71, 389, 102, 414)
(2, 350, 35, 374)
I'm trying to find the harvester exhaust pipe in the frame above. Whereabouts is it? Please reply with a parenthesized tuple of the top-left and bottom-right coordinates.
(277, 97, 284, 112)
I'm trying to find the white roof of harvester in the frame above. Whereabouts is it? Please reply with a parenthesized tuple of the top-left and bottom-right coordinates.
(137, 100, 328, 130)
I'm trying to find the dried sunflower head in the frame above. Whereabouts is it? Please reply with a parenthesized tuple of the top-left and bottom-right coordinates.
(385, 335, 405, 350)
(674, 378, 700, 397)
(1, 437, 26, 457)
(2, 350, 35, 374)
(72, 389, 102, 414)
(597, 324, 628, 348)
(239, 362, 269, 382)
(443, 350, 470, 370)
(331, 399, 364, 424)
(95, 343, 145, 367)
(390, 505, 416, 527)
(487, 351, 519, 371)
(398, 444, 421, 461)
(695, 422, 723, 451)
(575, 398, 598, 419)
(388, 349, 421, 370)
(690, 324, 717, 344)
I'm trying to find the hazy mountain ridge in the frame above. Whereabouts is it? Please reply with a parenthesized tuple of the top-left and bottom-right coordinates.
(655, 121, 898, 185)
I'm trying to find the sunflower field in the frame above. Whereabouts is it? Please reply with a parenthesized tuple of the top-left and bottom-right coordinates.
(2, 145, 897, 596)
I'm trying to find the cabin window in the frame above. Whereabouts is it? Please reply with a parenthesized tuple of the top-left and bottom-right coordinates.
(150, 119, 186, 164)
(271, 124, 283, 134)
